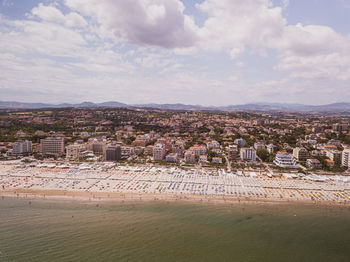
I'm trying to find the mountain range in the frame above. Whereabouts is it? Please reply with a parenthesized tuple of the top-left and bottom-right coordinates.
(1, 100, 350, 113)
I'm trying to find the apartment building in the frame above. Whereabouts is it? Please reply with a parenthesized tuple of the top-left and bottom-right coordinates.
(105, 145, 121, 161)
(153, 143, 165, 161)
(306, 159, 322, 169)
(240, 148, 257, 161)
(12, 140, 32, 156)
(274, 152, 298, 168)
(40, 137, 64, 156)
(66, 144, 85, 160)
(342, 148, 350, 168)
(293, 147, 308, 162)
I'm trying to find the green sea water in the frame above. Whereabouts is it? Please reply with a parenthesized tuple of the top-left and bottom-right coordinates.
(0, 197, 350, 262)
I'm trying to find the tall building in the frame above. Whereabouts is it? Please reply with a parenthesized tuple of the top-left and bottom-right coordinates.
(153, 143, 165, 161)
(92, 140, 105, 154)
(342, 148, 350, 168)
(240, 148, 256, 161)
(40, 137, 64, 156)
(104, 145, 121, 161)
(293, 147, 308, 162)
(274, 152, 298, 168)
(228, 145, 238, 159)
(13, 140, 32, 155)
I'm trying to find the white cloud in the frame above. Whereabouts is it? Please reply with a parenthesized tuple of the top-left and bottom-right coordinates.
(30, 3, 87, 28)
(196, 0, 286, 59)
(64, 0, 198, 48)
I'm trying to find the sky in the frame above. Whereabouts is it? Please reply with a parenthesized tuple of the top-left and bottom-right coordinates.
(0, 0, 350, 106)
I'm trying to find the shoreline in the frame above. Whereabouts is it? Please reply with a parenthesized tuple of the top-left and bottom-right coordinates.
(2, 189, 349, 208)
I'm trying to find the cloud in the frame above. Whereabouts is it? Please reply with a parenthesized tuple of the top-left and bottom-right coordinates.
(196, 0, 286, 58)
(1, 0, 350, 105)
(30, 3, 87, 28)
(64, 0, 199, 48)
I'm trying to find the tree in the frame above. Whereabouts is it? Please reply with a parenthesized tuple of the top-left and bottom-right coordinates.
(257, 149, 269, 162)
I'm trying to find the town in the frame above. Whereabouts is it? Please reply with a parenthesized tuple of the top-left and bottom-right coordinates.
(1, 107, 350, 204)
(1, 107, 350, 173)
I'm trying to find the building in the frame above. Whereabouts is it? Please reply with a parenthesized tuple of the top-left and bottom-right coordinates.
(166, 153, 178, 163)
(212, 157, 222, 164)
(40, 137, 64, 156)
(132, 139, 146, 147)
(267, 144, 275, 153)
(16, 130, 27, 138)
(332, 123, 348, 132)
(66, 144, 85, 160)
(342, 148, 350, 168)
(293, 147, 308, 162)
(206, 141, 220, 150)
(306, 159, 322, 169)
(92, 140, 105, 154)
(199, 155, 208, 162)
(184, 150, 195, 163)
(328, 139, 341, 147)
(105, 145, 121, 161)
(273, 152, 298, 168)
(145, 145, 154, 155)
(121, 146, 134, 158)
(190, 145, 207, 156)
(228, 145, 238, 159)
(240, 148, 257, 161)
(254, 141, 265, 150)
(172, 142, 185, 157)
(153, 143, 165, 161)
(325, 150, 342, 161)
(12, 140, 32, 156)
(234, 138, 246, 147)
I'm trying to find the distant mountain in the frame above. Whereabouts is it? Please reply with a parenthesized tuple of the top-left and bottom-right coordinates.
(1, 100, 350, 113)
(133, 103, 212, 111)
(0, 101, 127, 109)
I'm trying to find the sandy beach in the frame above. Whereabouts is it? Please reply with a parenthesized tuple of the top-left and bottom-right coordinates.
(1, 162, 350, 206)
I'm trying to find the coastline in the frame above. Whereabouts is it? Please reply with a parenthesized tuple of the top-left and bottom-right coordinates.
(2, 189, 349, 208)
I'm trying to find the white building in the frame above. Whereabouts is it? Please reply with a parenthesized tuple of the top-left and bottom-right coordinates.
(342, 148, 350, 168)
(153, 143, 165, 161)
(166, 153, 178, 163)
(274, 152, 298, 168)
(40, 137, 64, 156)
(66, 144, 85, 160)
(267, 144, 275, 153)
(13, 140, 32, 155)
(206, 141, 220, 150)
(240, 148, 257, 161)
(254, 141, 265, 150)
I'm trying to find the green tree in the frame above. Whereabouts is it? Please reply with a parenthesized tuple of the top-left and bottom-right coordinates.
(257, 149, 269, 162)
